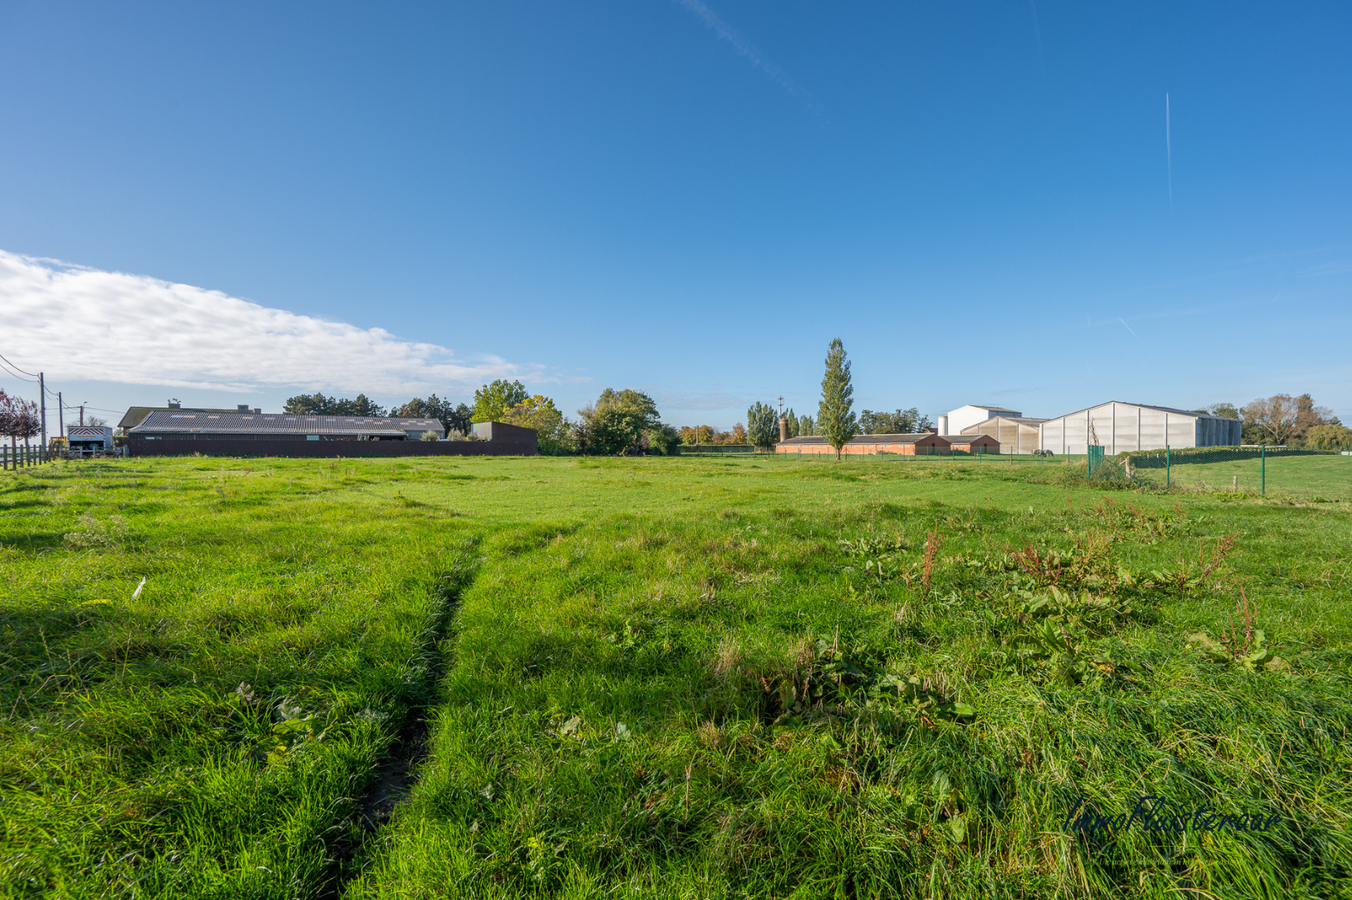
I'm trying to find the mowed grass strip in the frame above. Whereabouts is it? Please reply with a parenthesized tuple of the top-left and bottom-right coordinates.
(0, 459, 475, 899)
(350, 460, 1352, 899)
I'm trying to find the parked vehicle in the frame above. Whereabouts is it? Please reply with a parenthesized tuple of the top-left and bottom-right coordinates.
(65, 426, 116, 457)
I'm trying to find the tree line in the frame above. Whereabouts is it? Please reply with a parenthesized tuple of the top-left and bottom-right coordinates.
(677, 424, 749, 446)
(1199, 395, 1349, 450)
(720, 339, 863, 457)
(739, 345, 933, 454)
(282, 381, 681, 456)
(281, 365, 1350, 461)
(280, 344, 932, 459)
(769, 343, 1352, 458)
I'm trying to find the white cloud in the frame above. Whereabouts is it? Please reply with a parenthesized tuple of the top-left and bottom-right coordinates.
(0, 250, 544, 395)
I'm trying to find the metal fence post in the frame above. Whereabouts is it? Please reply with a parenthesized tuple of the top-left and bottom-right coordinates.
(1166, 445, 1170, 489)
(1261, 445, 1265, 495)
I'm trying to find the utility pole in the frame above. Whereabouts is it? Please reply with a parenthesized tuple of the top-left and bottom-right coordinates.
(58, 392, 64, 438)
(80, 404, 85, 427)
(39, 373, 47, 454)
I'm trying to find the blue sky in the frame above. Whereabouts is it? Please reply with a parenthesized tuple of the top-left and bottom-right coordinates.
(3, 1, 1349, 430)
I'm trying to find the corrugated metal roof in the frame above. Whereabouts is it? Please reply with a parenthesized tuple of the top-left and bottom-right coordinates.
(1126, 403, 1218, 417)
(129, 409, 442, 436)
(941, 434, 998, 442)
(118, 406, 238, 428)
(1044, 401, 1225, 422)
(967, 405, 1021, 412)
(960, 416, 1047, 433)
(850, 433, 944, 443)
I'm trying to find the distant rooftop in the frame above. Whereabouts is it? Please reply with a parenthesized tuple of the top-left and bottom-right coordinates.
(129, 410, 442, 436)
(972, 415, 1048, 425)
(1050, 401, 1232, 420)
(118, 405, 239, 429)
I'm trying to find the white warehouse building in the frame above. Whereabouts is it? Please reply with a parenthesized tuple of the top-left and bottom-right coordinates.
(960, 415, 1048, 455)
(942, 405, 1023, 436)
(1039, 402, 1241, 455)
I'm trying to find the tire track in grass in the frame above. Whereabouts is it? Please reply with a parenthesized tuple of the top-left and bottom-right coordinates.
(321, 544, 480, 899)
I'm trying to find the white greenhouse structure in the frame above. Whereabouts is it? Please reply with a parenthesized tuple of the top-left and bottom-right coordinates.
(1039, 402, 1241, 455)
(960, 415, 1048, 454)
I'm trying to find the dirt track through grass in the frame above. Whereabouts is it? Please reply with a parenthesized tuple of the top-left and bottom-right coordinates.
(0, 459, 480, 898)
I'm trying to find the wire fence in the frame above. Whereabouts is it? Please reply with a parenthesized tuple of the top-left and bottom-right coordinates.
(693, 441, 1352, 501)
(770, 446, 1063, 462)
(1114, 446, 1352, 500)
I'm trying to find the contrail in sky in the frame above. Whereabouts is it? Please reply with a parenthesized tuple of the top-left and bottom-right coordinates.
(674, 0, 821, 115)
(1119, 317, 1137, 336)
(1029, 1, 1045, 76)
(1166, 93, 1172, 206)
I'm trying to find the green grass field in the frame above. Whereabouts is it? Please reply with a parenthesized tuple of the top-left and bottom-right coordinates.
(3, 456, 1351, 899)
(1124, 452, 1352, 501)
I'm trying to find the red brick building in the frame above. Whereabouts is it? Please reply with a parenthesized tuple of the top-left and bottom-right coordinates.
(776, 433, 952, 456)
(941, 434, 1001, 454)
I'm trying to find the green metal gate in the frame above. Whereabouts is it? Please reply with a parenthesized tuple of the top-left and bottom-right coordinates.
(1087, 445, 1105, 477)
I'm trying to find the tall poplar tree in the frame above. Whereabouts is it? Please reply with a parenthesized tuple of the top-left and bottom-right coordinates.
(746, 401, 779, 451)
(817, 338, 857, 459)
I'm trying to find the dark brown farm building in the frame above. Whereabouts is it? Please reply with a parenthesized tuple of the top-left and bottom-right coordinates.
(129, 409, 444, 441)
(124, 409, 539, 458)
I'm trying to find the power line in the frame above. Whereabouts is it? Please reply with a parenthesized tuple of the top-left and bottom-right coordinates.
(0, 359, 38, 383)
(0, 354, 124, 417)
(0, 352, 39, 378)
(51, 403, 123, 416)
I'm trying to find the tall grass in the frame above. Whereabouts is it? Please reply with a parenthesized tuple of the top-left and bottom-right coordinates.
(348, 464, 1352, 899)
(3, 456, 1351, 898)
(0, 460, 477, 898)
